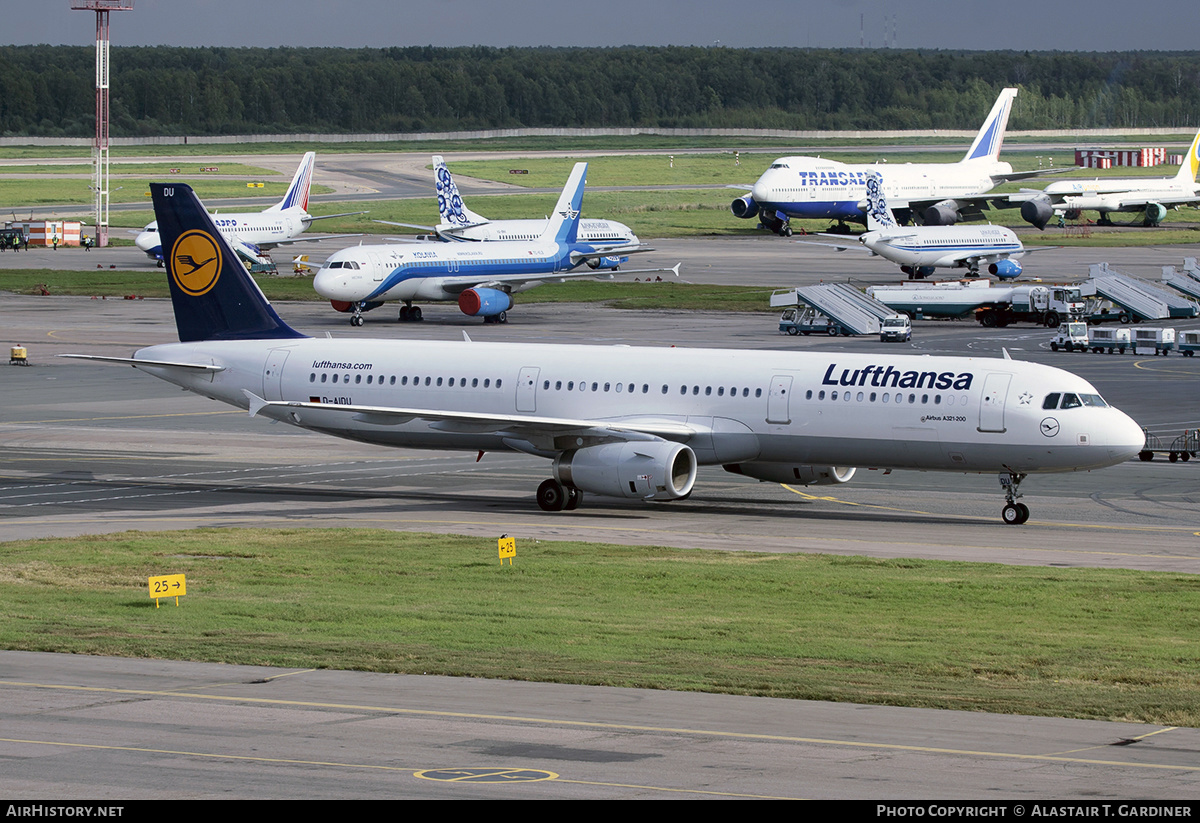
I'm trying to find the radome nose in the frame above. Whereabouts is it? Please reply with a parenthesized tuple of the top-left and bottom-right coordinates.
(1110, 410, 1147, 463)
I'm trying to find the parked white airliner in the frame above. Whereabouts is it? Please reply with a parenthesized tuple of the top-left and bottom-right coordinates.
(64, 182, 1146, 526)
(134, 152, 361, 265)
(382, 155, 639, 245)
(1015, 129, 1200, 229)
(802, 171, 1043, 280)
(731, 88, 1047, 234)
(314, 162, 662, 326)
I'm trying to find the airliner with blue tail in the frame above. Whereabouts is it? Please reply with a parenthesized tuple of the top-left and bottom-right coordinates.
(134, 152, 361, 265)
(62, 179, 1146, 526)
(314, 162, 664, 325)
(731, 88, 1048, 234)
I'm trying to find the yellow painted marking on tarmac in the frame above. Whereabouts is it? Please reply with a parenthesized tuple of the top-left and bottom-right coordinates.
(1, 681, 1195, 775)
(549, 778, 797, 799)
(1132, 360, 1200, 376)
(1044, 726, 1178, 757)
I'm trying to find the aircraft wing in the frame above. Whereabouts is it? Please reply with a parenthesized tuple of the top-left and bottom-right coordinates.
(302, 211, 368, 223)
(258, 233, 365, 249)
(431, 262, 680, 294)
(797, 238, 869, 253)
(990, 168, 1075, 184)
(245, 391, 697, 451)
(60, 354, 225, 372)
(1111, 191, 1200, 209)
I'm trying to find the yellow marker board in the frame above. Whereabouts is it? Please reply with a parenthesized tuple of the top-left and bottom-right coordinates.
(498, 536, 515, 565)
(149, 574, 186, 607)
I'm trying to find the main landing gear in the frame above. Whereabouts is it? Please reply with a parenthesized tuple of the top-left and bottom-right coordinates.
(999, 470, 1029, 525)
(536, 478, 583, 512)
(398, 304, 423, 322)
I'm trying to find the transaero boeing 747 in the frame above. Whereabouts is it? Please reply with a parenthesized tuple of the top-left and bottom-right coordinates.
(65, 182, 1146, 526)
(731, 88, 1049, 235)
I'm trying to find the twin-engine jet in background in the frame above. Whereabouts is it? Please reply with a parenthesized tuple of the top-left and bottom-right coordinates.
(800, 171, 1048, 280)
(134, 152, 363, 266)
(731, 87, 1055, 235)
(64, 181, 1145, 526)
(314, 162, 668, 325)
(379, 155, 640, 245)
(1013, 128, 1200, 229)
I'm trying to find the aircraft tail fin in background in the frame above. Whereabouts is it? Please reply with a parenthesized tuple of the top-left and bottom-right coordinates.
(864, 171, 900, 231)
(542, 162, 587, 244)
(151, 183, 306, 343)
(267, 152, 316, 213)
(961, 88, 1018, 163)
(434, 155, 489, 228)
(1175, 129, 1200, 183)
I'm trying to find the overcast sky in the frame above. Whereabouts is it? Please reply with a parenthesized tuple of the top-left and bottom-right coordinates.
(7, 0, 1199, 52)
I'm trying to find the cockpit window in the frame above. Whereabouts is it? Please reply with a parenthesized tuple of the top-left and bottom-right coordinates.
(1042, 393, 1060, 410)
(1080, 394, 1107, 408)
(1060, 393, 1082, 409)
(770, 163, 789, 170)
(326, 261, 344, 269)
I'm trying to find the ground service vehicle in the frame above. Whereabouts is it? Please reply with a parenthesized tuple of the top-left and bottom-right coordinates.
(1049, 322, 1090, 352)
(880, 315, 912, 342)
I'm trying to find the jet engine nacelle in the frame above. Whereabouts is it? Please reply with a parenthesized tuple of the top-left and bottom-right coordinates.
(987, 259, 1023, 280)
(330, 300, 384, 313)
(1020, 195, 1053, 230)
(1144, 203, 1168, 226)
(587, 255, 624, 270)
(722, 462, 856, 485)
(921, 201, 961, 226)
(901, 265, 936, 280)
(553, 441, 697, 501)
(457, 287, 514, 318)
(730, 194, 759, 220)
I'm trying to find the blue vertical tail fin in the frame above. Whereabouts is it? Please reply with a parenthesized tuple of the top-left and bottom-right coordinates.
(151, 183, 306, 342)
(864, 171, 899, 231)
(961, 88, 1017, 163)
(542, 162, 587, 244)
(266, 152, 316, 213)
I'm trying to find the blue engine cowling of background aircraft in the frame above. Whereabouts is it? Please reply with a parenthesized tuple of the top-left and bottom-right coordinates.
(458, 287, 514, 317)
(988, 259, 1023, 280)
(587, 255, 626, 270)
(730, 194, 759, 219)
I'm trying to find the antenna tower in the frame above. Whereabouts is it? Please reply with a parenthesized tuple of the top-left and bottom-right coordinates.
(70, 1, 133, 247)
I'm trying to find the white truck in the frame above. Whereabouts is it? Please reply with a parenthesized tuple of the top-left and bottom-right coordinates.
(866, 281, 1087, 328)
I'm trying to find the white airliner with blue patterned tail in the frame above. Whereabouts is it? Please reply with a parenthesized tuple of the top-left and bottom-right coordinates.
(63, 180, 1146, 525)
(380, 155, 639, 245)
(314, 162, 664, 326)
(800, 170, 1050, 280)
(134, 152, 362, 266)
(731, 88, 1046, 235)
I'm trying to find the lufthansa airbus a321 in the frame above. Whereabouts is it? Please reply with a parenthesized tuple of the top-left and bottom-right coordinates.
(65, 182, 1146, 526)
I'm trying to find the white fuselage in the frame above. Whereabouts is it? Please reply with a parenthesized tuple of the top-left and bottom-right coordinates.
(130, 337, 1144, 476)
(861, 224, 1022, 269)
(313, 240, 581, 304)
(1041, 177, 1200, 212)
(750, 157, 1011, 221)
(445, 218, 637, 245)
(137, 208, 308, 259)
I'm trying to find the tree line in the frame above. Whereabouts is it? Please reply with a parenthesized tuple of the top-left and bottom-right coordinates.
(3, 45, 1199, 137)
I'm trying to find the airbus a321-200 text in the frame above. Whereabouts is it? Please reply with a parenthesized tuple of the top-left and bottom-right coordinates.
(63, 181, 1146, 526)
(731, 87, 1053, 235)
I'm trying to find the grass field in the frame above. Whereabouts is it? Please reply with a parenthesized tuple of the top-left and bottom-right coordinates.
(2, 528, 1197, 726)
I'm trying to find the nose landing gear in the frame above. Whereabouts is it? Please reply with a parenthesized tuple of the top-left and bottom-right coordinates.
(999, 470, 1029, 525)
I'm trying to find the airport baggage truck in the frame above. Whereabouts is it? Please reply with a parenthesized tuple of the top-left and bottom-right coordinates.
(1049, 322, 1090, 352)
(1088, 326, 1130, 354)
(1178, 330, 1200, 356)
(1132, 327, 1175, 355)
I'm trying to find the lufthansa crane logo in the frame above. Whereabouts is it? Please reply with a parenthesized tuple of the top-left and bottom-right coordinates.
(170, 230, 222, 296)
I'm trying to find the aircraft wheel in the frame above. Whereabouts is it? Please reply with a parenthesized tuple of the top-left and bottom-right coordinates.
(564, 487, 583, 511)
(1138, 450, 1154, 462)
(1002, 503, 1029, 525)
(781, 226, 793, 237)
(411, 306, 422, 322)
(537, 478, 567, 512)
(399, 306, 410, 321)
(497, 311, 507, 324)
(351, 315, 364, 327)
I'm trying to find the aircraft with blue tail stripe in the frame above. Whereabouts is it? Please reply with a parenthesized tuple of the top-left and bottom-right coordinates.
(134, 152, 363, 266)
(314, 162, 670, 325)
